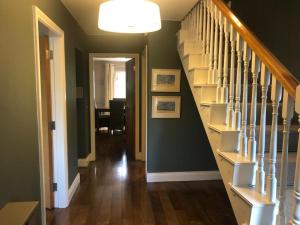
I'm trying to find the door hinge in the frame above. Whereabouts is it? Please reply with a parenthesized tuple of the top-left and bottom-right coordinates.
(53, 183, 58, 192)
(49, 121, 56, 130)
(46, 50, 54, 60)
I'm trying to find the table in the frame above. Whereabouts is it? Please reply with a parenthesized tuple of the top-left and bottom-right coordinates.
(0, 202, 38, 225)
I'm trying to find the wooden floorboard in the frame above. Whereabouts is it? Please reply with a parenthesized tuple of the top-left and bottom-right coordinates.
(47, 133, 237, 225)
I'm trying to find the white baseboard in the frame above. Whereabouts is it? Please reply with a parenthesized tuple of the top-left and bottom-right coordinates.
(68, 173, 80, 203)
(78, 153, 91, 167)
(146, 171, 221, 183)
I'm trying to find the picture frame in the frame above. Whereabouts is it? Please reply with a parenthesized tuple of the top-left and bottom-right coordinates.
(151, 69, 181, 92)
(152, 96, 181, 118)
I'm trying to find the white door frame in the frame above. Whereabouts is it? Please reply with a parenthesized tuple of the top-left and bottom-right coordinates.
(33, 6, 69, 224)
(89, 53, 144, 161)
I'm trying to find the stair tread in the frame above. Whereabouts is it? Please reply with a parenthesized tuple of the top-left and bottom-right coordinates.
(178, 40, 201, 47)
(208, 123, 239, 133)
(231, 184, 276, 207)
(194, 84, 217, 88)
(218, 150, 255, 165)
(183, 53, 202, 58)
(200, 102, 227, 107)
(189, 67, 209, 72)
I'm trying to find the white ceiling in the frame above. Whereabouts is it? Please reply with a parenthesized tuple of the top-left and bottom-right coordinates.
(61, 0, 197, 35)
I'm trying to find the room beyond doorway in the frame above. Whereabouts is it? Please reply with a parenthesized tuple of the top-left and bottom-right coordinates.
(89, 53, 145, 161)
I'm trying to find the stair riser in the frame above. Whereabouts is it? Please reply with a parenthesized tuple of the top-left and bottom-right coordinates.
(229, 191, 252, 225)
(219, 156, 256, 187)
(200, 105, 227, 125)
(229, 188, 276, 225)
(183, 55, 203, 70)
(208, 129, 239, 152)
(179, 42, 202, 56)
(190, 69, 209, 85)
(195, 86, 217, 103)
(177, 30, 196, 44)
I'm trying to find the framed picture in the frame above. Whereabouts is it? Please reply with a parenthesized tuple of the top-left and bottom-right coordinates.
(151, 69, 181, 92)
(152, 96, 181, 118)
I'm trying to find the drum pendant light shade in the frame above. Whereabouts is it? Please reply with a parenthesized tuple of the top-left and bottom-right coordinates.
(98, 0, 161, 33)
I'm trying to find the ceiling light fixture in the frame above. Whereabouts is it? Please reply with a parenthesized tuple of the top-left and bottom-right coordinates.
(98, 0, 161, 33)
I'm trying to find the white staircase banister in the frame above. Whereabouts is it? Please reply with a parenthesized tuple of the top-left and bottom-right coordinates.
(267, 76, 282, 203)
(239, 42, 251, 157)
(256, 63, 270, 194)
(248, 52, 260, 163)
(227, 24, 235, 128)
(278, 89, 294, 225)
(289, 85, 300, 225)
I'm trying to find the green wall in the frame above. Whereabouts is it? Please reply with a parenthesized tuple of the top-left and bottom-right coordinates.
(76, 49, 91, 159)
(147, 21, 217, 172)
(0, 0, 87, 217)
(230, 0, 300, 79)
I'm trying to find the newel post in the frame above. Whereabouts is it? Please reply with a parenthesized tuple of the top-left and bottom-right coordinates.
(289, 85, 300, 225)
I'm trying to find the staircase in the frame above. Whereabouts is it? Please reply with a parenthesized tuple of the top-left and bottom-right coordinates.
(177, 0, 300, 224)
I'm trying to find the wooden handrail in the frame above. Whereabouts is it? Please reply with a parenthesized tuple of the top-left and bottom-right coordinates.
(209, 0, 299, 98)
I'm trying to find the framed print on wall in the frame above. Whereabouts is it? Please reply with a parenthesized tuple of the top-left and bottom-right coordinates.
(151, 69, 181, 92)
(152, 96, 181, 118)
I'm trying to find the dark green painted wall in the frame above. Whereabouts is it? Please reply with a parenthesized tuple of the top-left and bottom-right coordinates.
(230, 0, 300, 79)
(0, 0, 87, 218)
(76, 49, 91, 159)
(146, 21, 217, 172)
(87, 34, 146, 53)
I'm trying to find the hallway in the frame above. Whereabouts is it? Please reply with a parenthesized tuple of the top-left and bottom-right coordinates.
(47, 134, 237, 225)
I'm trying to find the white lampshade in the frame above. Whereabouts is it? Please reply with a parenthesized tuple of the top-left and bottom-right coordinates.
(98, 0, 161, 33)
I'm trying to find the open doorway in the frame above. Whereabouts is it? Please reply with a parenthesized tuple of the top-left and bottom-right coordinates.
(91, 56, 140, 159)
(33, 6, 72, 225)
(89, 53, 145, 161)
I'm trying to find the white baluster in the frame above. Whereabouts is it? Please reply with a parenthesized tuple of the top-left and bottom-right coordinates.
(201, 0, 207, 67)
(195, 3, 199, 38)
(198, 2, 203, 43)
(212, 5, 219, 85)
(288, 85, 300, 225)
(248, 52, 260, 162)
(267, 76, 282, 203)
(202, 0, 207, 58)
(256, 63, 270, 194)
(221, 17, 229, 104)
(208, 1, 215, 84)
(233, 33, 243, 131)
(227, 25, 236, 127)
(239, 42, 251, 157)
(216, 12, 223, 103)
(205, 0, 211, 68)
(278, 90, 294, 225)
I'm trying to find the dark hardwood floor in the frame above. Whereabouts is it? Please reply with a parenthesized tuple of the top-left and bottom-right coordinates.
(47, 133, 237, 225)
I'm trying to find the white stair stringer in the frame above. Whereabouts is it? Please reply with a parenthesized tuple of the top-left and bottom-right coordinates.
(178, 32, 277, 225)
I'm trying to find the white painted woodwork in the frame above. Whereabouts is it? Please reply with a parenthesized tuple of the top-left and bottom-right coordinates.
(239, 42, 251, 157)
(233, 33, 243, 131)
(212, 5, 219, 84)
(205, 0, 210, 67)
(227, 25, 236, 128)
(255, 63, 270, 194)
(266, 77, 282, 203)
(278, 90, 294, 225)
(198, 2, 203, 42)
(221, 17, 229, 104)
(208, 1, 215, 84)
(179, 1, 300, 224)
(248, 52, 260, 163)
(289, 85, 300, 225)
(216, 12, 224, 103)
